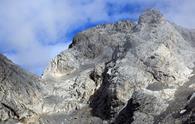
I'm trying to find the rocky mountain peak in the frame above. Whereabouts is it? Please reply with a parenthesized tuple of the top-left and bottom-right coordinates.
(138, 9, 165, 24)
(1, 9, 195, 124)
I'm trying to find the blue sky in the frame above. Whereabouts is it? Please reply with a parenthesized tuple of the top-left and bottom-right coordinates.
(0, 0, 195, 75)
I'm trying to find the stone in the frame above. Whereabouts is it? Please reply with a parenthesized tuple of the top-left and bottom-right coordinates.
(0, 54, 43, 123)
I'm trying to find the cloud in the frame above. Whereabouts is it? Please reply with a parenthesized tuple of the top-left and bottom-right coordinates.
(161, 0, 195, 28)
(0, 0, 194, 75)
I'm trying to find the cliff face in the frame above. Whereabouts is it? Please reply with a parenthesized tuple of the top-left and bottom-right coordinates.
(1, 9, 195, 124)
(0, 54, 43, 123)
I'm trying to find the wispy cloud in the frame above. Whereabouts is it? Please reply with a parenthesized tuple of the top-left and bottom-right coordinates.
(0, 0, 194, 74)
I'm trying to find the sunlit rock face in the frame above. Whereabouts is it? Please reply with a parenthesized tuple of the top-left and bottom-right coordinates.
(1, 9, 195, 124)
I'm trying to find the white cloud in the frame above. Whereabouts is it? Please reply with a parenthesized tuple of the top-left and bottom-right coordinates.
(0, 0, 195, 74)
(161, 0, 195, 28)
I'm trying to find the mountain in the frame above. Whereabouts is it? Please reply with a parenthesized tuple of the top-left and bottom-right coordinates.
(1, 9, 195, 124)
(0, 54, 43, 123)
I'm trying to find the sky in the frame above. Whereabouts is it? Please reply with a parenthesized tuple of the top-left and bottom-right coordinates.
(0, 0, 195, 75)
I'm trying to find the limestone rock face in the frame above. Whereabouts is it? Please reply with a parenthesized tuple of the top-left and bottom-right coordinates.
(1, 9, 195, 124)
(0, 54, 43, 122)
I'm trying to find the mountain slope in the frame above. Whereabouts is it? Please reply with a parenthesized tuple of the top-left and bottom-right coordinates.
(0, 54, 43, 123)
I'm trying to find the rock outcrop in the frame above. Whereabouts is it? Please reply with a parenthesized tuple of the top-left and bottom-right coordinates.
(1, 9, 195, 124)
(0, 54, 43, 123)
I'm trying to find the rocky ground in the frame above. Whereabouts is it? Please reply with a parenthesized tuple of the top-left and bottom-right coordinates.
(154, 69, 195, 124)
(1, 9, 195, 124)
